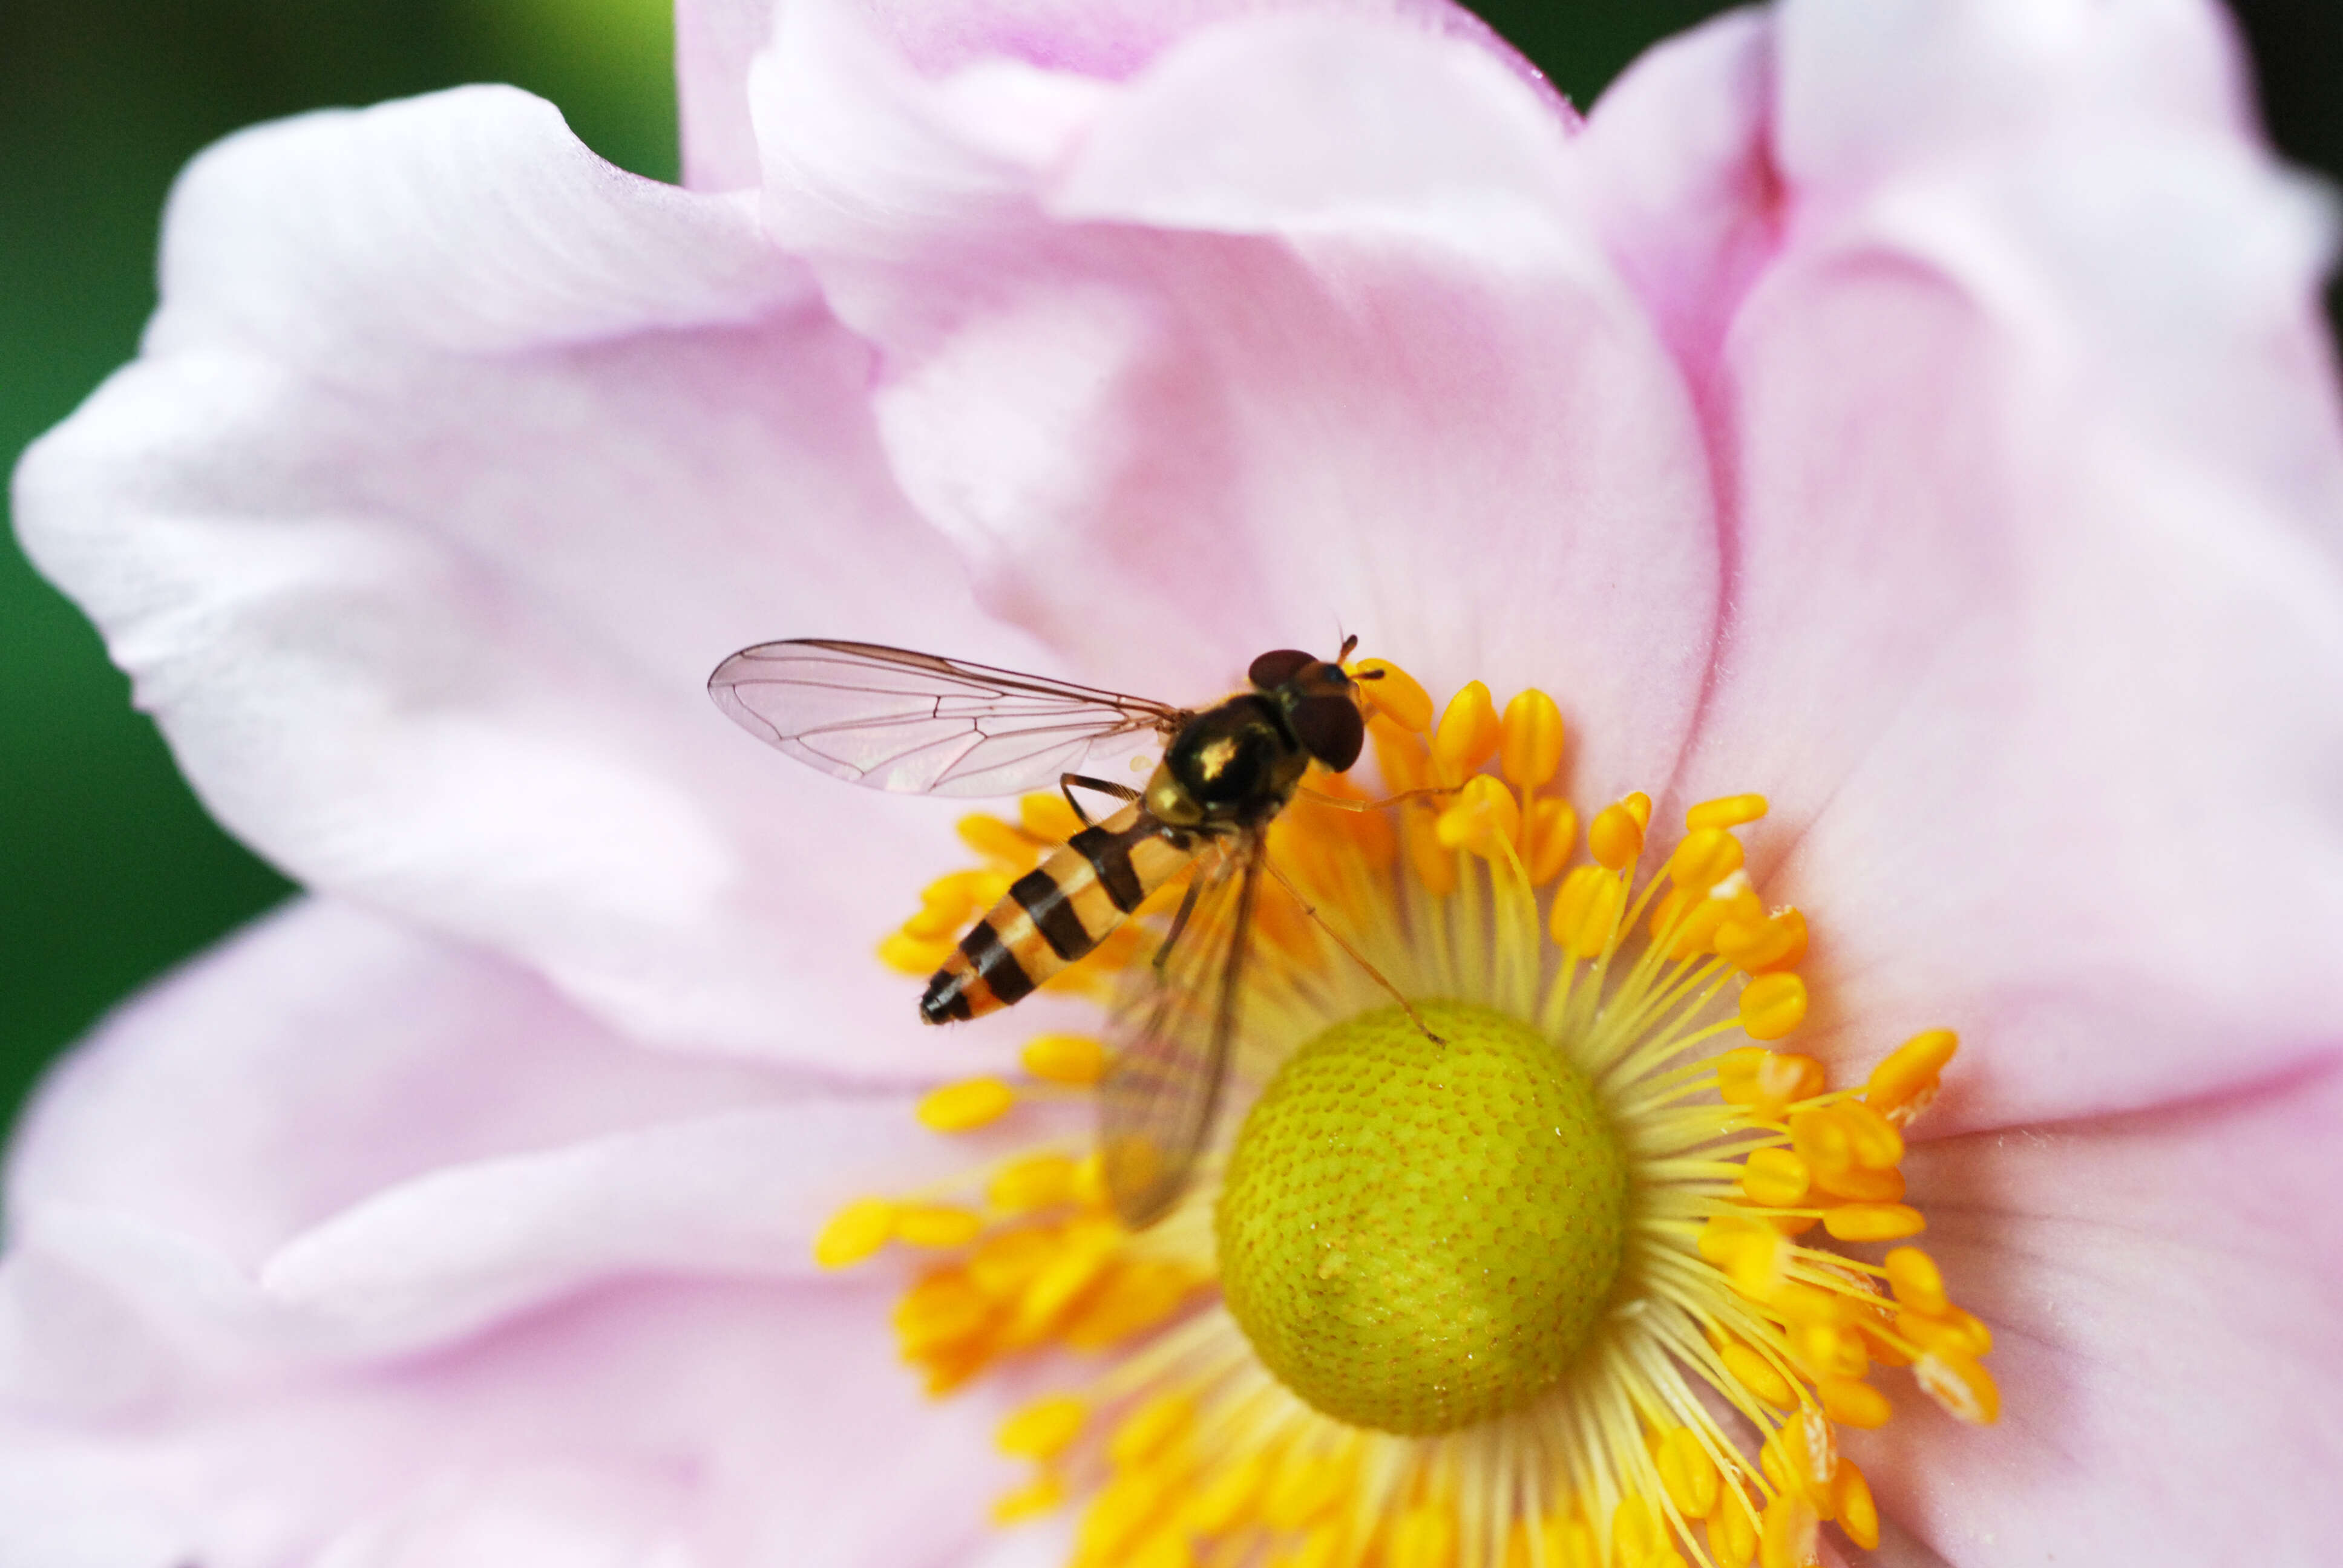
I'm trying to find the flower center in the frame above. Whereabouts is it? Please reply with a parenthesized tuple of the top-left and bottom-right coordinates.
(1217, 1000, 1627, 1434)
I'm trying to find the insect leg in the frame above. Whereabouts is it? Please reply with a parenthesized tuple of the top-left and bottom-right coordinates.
(1297, 784, 1456, 812)
(1261, 857, 1446, 1045)
(1061, 773, 1144, 828)
(1154, 867, 1208, 975)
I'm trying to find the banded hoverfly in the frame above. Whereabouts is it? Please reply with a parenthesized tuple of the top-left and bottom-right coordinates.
(707, 638, 1406, 1226)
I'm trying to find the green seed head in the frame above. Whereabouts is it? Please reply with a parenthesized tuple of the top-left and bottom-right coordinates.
(1215, 1001, 1628, 1435)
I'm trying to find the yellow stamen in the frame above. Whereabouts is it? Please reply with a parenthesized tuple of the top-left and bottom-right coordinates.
(918, 1077, 1017, 1132)
(1499, 688, 1566, 790)
(1023, 1033, 1110, 1085)
(844, 659, 1991, 1568)
(999, 1394, 1089, 1460)
(813, 1197, 895, 1269)
(1738, 973, 1808, 1041)
(1352, 658, 1433, 731)
(1432, 680, 1502, 782)
(1686, 793, 1769, 831)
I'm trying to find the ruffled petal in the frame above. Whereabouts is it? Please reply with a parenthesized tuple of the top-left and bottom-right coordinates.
(1666, 0, 2343, 1126)
(1854, 1055, 2343, 1564)
(752, 2, 1718, 803)
(0, 1279, 1015, 1568)
(0, 901, 1024, 1396)
(13, 85, 1049, 1068)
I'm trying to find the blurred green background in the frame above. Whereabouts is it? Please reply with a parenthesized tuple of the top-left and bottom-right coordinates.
(2, 1, 2337, 1140)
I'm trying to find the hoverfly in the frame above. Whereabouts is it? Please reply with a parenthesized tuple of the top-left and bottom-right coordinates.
(708, 637, 1407, 1226)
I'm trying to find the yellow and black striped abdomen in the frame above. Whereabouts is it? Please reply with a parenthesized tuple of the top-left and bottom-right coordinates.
(922, 804, 1196, 1024)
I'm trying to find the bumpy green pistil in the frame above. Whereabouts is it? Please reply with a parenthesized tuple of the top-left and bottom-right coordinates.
(1215, 1001, 1628, 1435)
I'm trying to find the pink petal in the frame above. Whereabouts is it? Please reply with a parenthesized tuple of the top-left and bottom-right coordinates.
(0, 1279, 1017, 1568)
(1663, 0, 2343, 1126)
(755, 5, 1716, 801)
(675, 0, 1550, 198)
(13, 85, 1049, 1069)
(2, 901, 1032, 1393)
(1851, 1056, 2343, 1564)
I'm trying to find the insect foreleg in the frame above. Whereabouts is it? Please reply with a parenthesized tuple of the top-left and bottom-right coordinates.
(1261, 858, 1447, 1045)
(1060, 773, 1144, 827)
(1297, 784, 1457, 813)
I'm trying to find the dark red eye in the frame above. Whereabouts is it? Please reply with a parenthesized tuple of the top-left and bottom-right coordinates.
(1290, 694, 1365, 771)
(1248, 648, 1316, 690)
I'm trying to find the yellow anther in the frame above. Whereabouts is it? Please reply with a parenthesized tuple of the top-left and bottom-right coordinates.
(1656, 1427, 1721, 1518)
(1899, 1305, 1992, 1357)
(1078, 1469, 1176, 1563)
(1390, 1503, 1458, 1568)
(1817, 1376, 1891, 1429)
(1403, 806, 1460, 897)
(1587, 798, 1647, 869)
(1668, 828, 1746, 891)
(1184, 1452, 1271, 1536)
(893, 1269, 992, 1351)
(813, 1197, 896, 1269)
(1832, 1460, 1879, 1550)
(1432, 680, 1502, 782)
(1715, 907, 1806, 975)
(1707, 1491, 1758, 1568)
(1352, 658, 1434, 731)
(1884, 1247, 1948, 1316)
(1832, 1098, 1904, 1169)
(1755, 1051, 1826, 1112)
(1109, 1393, 1196, 1469)
(1283, 1524, 1349, 1568)
(1792, 1321, 1866, 1380)
(1061, 1259, 1197, 1350)
(957, 812, 1038, 865)
(988, 1152, 1080, 1213)
(1662, 889, 1735, 961)
(1787, 1108, 1853, 1178)
(1499, 688, 1566, 790)
(1522, 796, 1578, 884)
(1611, 1496, 1660, 1567)
(1434, 774, 1522, 858)
(1719, 1341, 1795, 1408)
(917, 1077, 1016, 1132)
(1262, 1452, 1351, 1530)
(877, 932, 955, 975)
(1774, 1281, 1857, 1328)
(998, 1393, 1089, 1460)
(990, 1471, 1066, 1523)
(966, 1227, 1055, 1297)
(1914, 1349, 2000, 1424)
(1723, 1223, 1789, 1300)
(1558, 1512, 1604, 1568)
(1686, 792, 1768, 831)
(1821, 1203, 1925, 1242)
(1006, 1220, 1119, 1343)
(1127, 1527, 1193, 1568)
(1022, 1032, 1109, 1085)
(1071, 1151, 1107, 1206)
(894, 1203, 986, 1249)
(1811, 1160, 1904, 1203)
(1020, 791, 1084, 843)
(1758, 1487, 1819, 1568)
(1550, 865, 1625, 957)
(1864, 1028, 1959, 1122)
(899, 901, 970, 940)
(1738, 972, 1808, 1041)
(1740, 1146, 1812, 1207)
(1369, 711, 1431, 792)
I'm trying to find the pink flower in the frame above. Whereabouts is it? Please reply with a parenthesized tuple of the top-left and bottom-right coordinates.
(9, 0, 2342, 1564)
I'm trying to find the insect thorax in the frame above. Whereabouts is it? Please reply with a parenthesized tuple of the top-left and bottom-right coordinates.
(1149, 694, 1309, 829)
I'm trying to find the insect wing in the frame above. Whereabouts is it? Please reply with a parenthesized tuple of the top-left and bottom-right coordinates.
(1098, 835, 1262, 1228)
(708, 639, 1182, 797)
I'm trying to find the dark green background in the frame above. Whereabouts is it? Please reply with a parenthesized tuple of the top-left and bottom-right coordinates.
(4, 2, 2337, 1138)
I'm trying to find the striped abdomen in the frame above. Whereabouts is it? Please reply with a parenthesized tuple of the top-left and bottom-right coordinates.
(922, 804, 1197, 1024)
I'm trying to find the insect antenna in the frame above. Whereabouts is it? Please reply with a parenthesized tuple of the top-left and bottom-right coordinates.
(1261, 857, 1445, 1045)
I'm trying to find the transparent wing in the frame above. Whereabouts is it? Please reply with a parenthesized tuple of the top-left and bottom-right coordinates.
(1098, 834, 1262, 1229)
(707, 639, 1184, 797)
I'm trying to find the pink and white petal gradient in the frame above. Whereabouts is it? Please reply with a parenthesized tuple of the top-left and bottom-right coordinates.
(8, 0, 2342, 1566)
(0, 900, 1044, 1567)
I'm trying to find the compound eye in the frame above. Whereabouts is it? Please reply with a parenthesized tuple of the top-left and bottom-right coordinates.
(1248, 648, 1316, 690)
(1290, 694, 1365, 772)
